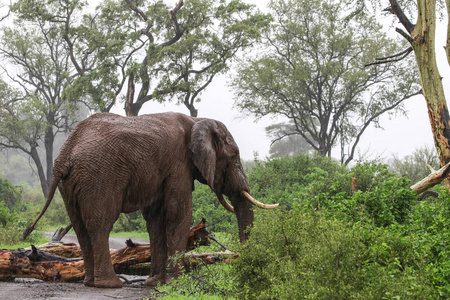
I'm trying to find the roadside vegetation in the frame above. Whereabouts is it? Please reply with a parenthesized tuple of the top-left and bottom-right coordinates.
(0, 0, 449, 297)
(2, 150, 449, 298)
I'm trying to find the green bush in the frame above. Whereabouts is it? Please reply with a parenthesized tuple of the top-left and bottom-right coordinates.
(112, 211, 146, 232)
(0, 177, 22, 209)
(248, 154, 415, 227)
(192, 183, 236, 234)
(405, 189, 450, 296)
(248, 154, 349, 209)
(231, 210, 432, 299)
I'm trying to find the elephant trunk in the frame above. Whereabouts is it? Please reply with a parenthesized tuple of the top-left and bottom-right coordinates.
(231, 193, 255, 242)
(215, 192, 278, 242)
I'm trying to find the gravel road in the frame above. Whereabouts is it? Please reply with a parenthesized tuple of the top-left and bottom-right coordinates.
(43, 231, 150, 250)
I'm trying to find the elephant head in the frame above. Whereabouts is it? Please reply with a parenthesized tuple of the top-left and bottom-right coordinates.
(189, 119, 278, 241)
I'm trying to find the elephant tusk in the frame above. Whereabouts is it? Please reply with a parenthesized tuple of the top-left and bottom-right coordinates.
(216, 193, 235, 213)
(242, 191, 279, 209)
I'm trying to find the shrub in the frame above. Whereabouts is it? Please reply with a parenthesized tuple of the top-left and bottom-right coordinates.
(192, 183, 236, 234)
(248, 154, 349, 210)
(351, 176, 416, 227)
(248, 154, 416, 227)
(0, 177, 22, 209)
(231, 210, 432, 299)
(406, 189, 450, 296)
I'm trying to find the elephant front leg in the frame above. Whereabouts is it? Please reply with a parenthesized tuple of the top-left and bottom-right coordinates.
(145, 209, 168, 287)
(144, 189, 193, 287)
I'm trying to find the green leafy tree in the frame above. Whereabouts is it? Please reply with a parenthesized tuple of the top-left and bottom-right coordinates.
(0, 177, 22, 210)
(13, 0, 270, 117)
(0, 14, 81, 197)
(266, 123, 314, 158)
(389, 145, 440, 183)
(231, 0, 420, 165)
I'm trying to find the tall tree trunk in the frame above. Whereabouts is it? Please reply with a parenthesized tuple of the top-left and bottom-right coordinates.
(30, 146, 49, 198)
(44, 125, 54, 189)
(446, 0, 450, 65)
(411, 0, 450, 172)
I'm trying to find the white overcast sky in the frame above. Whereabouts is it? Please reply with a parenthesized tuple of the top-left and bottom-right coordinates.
(112, 0, 450, 162)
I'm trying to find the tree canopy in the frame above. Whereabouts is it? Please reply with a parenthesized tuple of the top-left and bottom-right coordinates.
(11, 0, 270, 117)
(0, 6, 87, 196)
(0, 0, 269, 196)
(231, 0, 421, 164)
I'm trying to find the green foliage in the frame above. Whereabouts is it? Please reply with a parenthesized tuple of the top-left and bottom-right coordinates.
(112, 212, 146, 233)
(231, 210, 431, 299)
(247, 154, 416, 228)
(248, 154, 349, 210)
(0, 177, 22, 209)
(406, 190, 450, 296)
(0, 177, 42, 245)
(231, 0, 420, 164)
(158, 263, 234, 299)
(389, 145, 440, 183)
(192, 183, 236, 234)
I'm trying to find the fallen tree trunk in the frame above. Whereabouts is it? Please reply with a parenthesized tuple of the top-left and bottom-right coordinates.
(410, 162, 450, 194)
(0, 219, 236, 282)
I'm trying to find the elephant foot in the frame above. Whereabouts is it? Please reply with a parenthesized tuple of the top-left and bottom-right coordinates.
(83, 276, 95, 287)
(166, 271, 182, 284)
(144, 274, 166, 287)
(94, 275, 123, 288)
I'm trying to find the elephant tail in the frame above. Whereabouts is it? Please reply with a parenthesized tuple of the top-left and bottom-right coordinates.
(22, 166, 67, 240)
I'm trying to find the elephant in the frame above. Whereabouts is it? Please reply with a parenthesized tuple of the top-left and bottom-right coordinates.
(24, 112, 278, 288)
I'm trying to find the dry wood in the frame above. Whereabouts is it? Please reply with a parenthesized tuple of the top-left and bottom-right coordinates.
(0, 219, 231, 282)
(410, 162, 450, 194)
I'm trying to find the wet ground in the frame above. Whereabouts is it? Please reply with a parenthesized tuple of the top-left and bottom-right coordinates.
(0, 277, 162, 300)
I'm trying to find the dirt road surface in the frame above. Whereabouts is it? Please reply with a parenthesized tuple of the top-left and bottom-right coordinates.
(0, 233, 161, 300)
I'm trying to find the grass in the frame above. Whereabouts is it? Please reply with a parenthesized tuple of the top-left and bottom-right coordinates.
(0, 237, 48, 249)
(109, 230, 149, 240)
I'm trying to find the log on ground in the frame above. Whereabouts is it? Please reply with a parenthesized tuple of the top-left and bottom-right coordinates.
(0, 218, 236, 282)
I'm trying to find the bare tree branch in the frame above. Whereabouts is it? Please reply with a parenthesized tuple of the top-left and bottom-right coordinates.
(365, 47, 413, 67)
(385, 0, 415, 33)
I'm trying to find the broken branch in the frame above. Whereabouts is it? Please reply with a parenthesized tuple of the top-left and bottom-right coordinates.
(410, 162, 450, 194)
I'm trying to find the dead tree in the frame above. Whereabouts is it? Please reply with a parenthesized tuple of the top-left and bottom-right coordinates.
(0, 219, 237, 282)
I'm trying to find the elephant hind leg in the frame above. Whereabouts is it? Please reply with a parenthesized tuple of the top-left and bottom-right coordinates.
(70, 215, 95, 287)
(91, 233, 123, 288)
(84, 212, 123, 288)
(143, 183, 193, 287)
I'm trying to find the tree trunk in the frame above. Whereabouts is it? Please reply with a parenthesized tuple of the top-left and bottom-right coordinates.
(30, 145, 49, 198)
(446, 0, 450, 65)
(44, 122, 54, 187)
(410, 162, 450, 193)
(411, 0, 450, 174)
(0, 219, 232, 282)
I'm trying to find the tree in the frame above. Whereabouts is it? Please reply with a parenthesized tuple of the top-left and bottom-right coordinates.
(363, 0, 450, 171)
(15, 0, 270, 117)
(0, 15, 80, 197)
(231, 0, 421, 164)
(1, 0, 266, 197)
(389, 145, 440, 183)
(266, 123, 313, 158)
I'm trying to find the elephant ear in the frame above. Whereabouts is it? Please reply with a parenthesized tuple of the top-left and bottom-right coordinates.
(189, 119, 220, 190)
